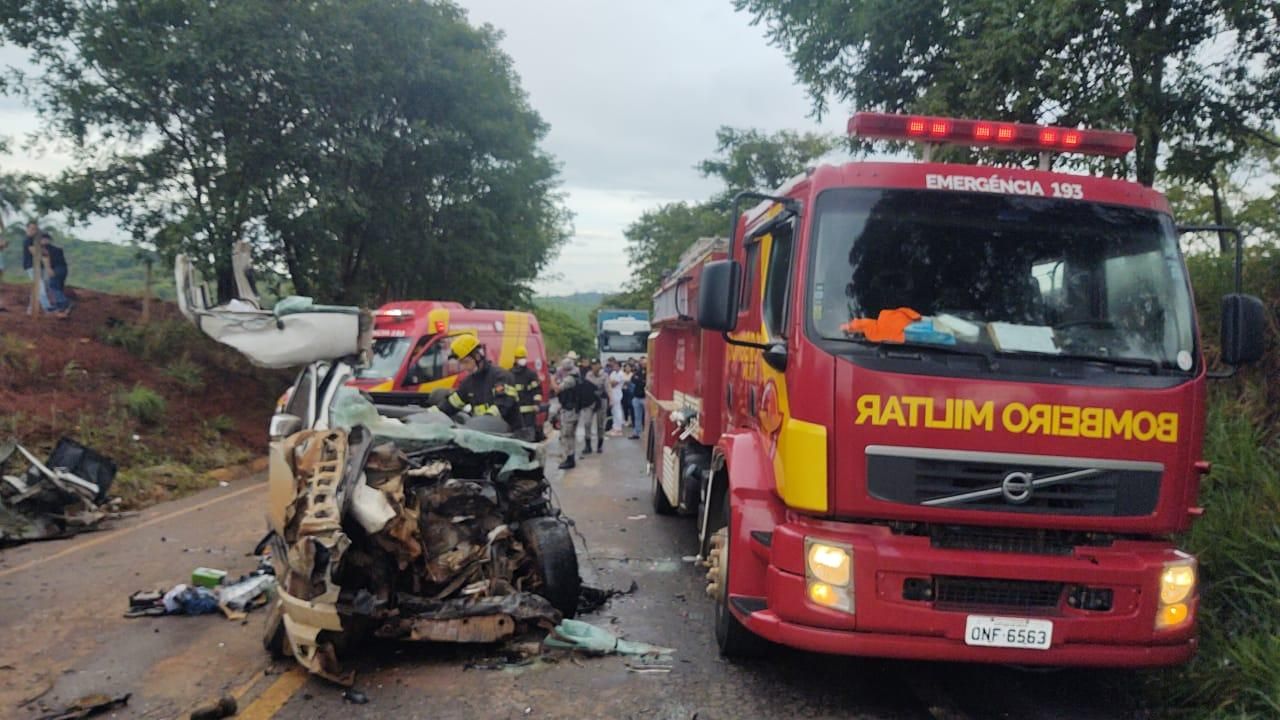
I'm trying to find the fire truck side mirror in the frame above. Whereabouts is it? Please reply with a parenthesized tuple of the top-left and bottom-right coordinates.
(697, 260, 740, 332)
(1220, 293, 1266, 367)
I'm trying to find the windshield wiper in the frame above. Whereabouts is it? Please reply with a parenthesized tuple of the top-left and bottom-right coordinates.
(995, 351, 1161, 374)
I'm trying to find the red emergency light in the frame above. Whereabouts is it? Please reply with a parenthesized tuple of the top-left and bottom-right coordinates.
(375, 308, 415, 320)
(849, 112, 1136, 158)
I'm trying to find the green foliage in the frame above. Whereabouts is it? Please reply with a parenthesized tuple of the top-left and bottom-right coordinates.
(617, 125, 835, 304)
(0, 333, 39, 377)
(2, 0, 570, 306)
(534, 292, 605, 329)
(733, 0, 1280, 186)
(164, 356, 205, 391)
(207, 414, 236, 434)
(121, 383, 166, 425)
(697, 126, 840, 209)
(1145, 240, 1280, 717)
(99, 319, 206, 363)
(620, 202, 725, 303)
(533, 303, 595, 360)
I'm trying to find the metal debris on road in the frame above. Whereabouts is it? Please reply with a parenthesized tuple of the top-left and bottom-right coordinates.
(577, 580, 639, 615)
(35, 693, 130, 720)
(1, 438, 122, 546)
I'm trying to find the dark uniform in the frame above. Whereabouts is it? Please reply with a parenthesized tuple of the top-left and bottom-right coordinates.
(510, 363, 543, 442)
(437, 361, 524, 432)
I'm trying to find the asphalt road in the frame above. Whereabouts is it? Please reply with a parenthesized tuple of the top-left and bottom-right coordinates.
(0, 430, 1157, 720)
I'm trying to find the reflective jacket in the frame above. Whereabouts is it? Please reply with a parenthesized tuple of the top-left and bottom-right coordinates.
(437, 362, 522, 429)
(510, 365, 542, 416)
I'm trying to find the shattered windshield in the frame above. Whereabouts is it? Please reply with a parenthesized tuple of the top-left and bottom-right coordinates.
(807, 188, 1196, 371)
(357, 337, 412, 379)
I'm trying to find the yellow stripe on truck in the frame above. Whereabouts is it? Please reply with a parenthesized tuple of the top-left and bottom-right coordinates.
(497, 311, 530, 369)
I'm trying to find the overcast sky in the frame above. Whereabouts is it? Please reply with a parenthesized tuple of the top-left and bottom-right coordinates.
(0, 2, 849, 296)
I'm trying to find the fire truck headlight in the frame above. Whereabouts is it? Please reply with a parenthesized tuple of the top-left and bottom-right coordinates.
(1159, 562, 1196, 606)
(806, 540, 852, 587)
(805, 538, 854, 613)
(1155, 558, 1196, 630)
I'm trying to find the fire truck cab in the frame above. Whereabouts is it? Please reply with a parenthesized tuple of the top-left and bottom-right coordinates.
(646, 113, 1266, 666)
(351, 301, 549, 408)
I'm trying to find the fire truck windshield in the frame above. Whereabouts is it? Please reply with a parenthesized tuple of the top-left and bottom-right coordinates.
(357, 337, 412, 379)
(807, 188, 1196, 372)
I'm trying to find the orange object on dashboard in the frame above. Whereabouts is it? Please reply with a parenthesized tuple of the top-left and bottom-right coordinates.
(842, 307, 922, 343)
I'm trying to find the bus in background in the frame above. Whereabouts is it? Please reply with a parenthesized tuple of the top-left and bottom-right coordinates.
(597, 308, 650, 362)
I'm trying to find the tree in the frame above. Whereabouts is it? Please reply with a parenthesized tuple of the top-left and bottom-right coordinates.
(616, 126, 838, 304)
(697, 126, 839, 209)
(734, 0, 1280, 187)
(533, 304, 596, 360)
(618, 202, 725, 305)
(1, 0, 570, 305)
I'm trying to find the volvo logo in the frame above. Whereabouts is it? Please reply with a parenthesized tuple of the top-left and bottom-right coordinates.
(1000, 471, 1035, 504)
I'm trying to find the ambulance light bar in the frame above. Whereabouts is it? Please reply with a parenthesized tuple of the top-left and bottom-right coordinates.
(375, 308, 415, 319)
(849, 112, 1136, 158)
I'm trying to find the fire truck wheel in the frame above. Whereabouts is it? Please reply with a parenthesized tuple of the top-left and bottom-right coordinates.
(520, 517, 581, 619)
(649, 428, 676, 515)
(710, 492, 767, 658)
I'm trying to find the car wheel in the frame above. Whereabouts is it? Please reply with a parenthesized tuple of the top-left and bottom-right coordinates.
(520, 517, 581, 618)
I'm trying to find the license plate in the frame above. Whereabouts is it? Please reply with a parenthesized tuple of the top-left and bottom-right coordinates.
(964, 615, 1053, 650)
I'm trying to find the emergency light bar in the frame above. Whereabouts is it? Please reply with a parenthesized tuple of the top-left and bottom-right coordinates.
(375, 308, 415, 319)
(849, 112, 1136, 158)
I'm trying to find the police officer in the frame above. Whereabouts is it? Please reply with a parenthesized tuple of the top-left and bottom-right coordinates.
(552, 358, 581, 469)
(436, 335, 523, 432)
(509, 345, 543, 442)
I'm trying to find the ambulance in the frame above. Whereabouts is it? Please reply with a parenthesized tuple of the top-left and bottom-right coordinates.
(350, 301, 549, 408)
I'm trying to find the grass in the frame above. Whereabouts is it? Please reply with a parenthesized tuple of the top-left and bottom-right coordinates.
(164, 356, 206, 390)
(0, 333, 40, 378)
(1147, 390, 1280, 718)
(120, 383, 166, 424)
(1145, 241, 1280, 717)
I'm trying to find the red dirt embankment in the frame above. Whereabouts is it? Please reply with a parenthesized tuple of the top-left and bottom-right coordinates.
(0, 282, 286, 505)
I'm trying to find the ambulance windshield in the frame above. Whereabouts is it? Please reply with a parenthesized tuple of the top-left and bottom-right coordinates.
(807, 188, 1196, 371)
(357, 337, 412, 379)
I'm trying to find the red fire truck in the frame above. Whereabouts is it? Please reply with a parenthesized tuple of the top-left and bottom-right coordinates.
(645, 113, 1266, 666)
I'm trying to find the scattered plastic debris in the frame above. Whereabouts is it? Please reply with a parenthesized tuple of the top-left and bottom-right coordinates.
(626, 514, 648, 520)
(341, 689, 369, 705)
(543, 619, 674, 657)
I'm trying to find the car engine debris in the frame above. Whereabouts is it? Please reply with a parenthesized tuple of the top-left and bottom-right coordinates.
(1, 438, 121, 546)
(266, 394, 580, 685)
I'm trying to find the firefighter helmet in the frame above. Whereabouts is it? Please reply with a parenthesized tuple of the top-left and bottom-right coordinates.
(449, 334, 481, 360)
(515, 345, 528, 359)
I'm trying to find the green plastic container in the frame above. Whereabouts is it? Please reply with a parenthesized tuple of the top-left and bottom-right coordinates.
(192, 567, 227, 588)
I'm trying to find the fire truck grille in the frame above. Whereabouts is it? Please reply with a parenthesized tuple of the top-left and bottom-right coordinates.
(923, 525, 1112, 556)
(932, 576, 1064, 611)
(866, 449, 1162, 517)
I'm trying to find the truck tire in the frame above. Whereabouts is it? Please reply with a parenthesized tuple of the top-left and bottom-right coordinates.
(649, 426, 676, 516)
(520, 517, 581, 619)
(710, 491, 767, 658)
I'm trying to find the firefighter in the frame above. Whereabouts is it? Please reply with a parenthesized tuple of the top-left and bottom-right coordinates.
(509, 345, 543, 442)
(436, 334, 523, 432)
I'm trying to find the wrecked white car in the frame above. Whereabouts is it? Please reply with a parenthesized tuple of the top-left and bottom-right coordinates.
(176, 247, 580, 684)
